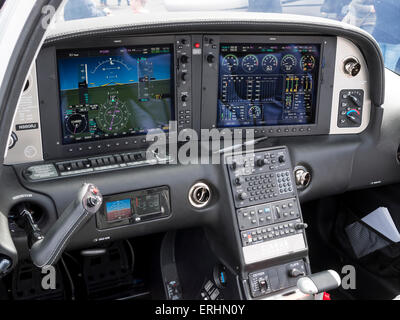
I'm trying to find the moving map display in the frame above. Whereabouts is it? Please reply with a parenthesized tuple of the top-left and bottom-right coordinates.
(57, 45, 174, 144)
(217, 43, 321, 128)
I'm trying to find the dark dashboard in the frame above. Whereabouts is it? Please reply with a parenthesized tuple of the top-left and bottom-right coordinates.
(3, 17, 400, 299)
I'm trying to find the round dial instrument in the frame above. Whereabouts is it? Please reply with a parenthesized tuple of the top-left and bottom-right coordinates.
(300, 54, 316, 72)
(248, 105, 262, 119)
(222, 54, 239, 72)
(281, 54, 297, 73)
(242, 54, 259, 73)
(97, 97, 131, 133)
(65, 113, 87, 135)
(262, 54, 278, 73)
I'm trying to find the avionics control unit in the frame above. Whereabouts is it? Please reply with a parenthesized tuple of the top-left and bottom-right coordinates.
(226, 147, 309, 298)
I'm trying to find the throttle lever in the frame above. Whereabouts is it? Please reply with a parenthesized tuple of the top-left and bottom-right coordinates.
(30, 183, 102, 267)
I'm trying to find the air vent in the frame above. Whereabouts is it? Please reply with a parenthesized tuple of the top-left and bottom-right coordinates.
(343, 57, 361, 77)
(188, 182, 211, 208)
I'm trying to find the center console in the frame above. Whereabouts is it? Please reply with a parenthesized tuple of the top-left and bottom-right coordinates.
(225, 146, 310, 299)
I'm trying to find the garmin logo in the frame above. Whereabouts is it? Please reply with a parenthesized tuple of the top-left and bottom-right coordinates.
(16, 123, 38, 131)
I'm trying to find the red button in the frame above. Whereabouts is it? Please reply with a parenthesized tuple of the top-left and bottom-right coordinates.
(194, 43, 200, 48)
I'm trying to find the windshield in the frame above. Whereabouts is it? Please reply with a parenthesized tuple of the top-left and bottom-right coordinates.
(56, 0, 400, 73)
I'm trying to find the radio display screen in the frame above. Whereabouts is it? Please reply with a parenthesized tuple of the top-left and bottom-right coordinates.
(57, 45, 174, 144)
(134, 194, 161, 216)
(217, 43, 321, 128)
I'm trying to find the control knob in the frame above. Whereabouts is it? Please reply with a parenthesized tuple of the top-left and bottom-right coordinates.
(295, 222, 308, 230)
(278, 155, 286, 163)
(235, 177, 244, 186)
(238, 192, 248, 201)
(180, 55, 189, 64)
(256, 159, 267, 167)
(207, 54, 215, 63)
(181, 73, 188, 81)
(346, 110, 361, 125)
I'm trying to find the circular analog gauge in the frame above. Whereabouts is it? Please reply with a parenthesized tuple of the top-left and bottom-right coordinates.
(300, 54, 316, 72)
(222, 54, 239, 72)
(65, 113, 87, 134)
(262, 54, 278, 73)
(248, 105, 262, 119)
(97, 98, 131, 133)
(242, 54, 259, 73)
(281, 54, 298, 73)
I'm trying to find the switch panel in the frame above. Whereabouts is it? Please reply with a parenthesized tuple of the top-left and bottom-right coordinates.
(249, 260, 308, 298)
(337, 89, 364, 128)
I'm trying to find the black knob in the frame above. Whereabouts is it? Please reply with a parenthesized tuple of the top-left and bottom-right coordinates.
(181, 73, 188, 81)
(348, 94, 362, 107)
(207, 54, 215, 63)
(256, 159, 267, 167)
(235, 177, 244, 186)
(181, 94, 188, 102)
(295, 222, 308, 230)
(180, 55, 188, 64)
(231, 162, 237, 170)
(239, 192, 248, 200)
(346, 110, 361, 124)
(278, 155, 286, 163)
(181, 39, 187, 45)
(87, 196, 99, 208)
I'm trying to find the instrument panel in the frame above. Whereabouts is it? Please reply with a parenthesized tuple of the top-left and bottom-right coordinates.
(5, 34, 371, 165)
(57, 45, 174, 145)
(217, 43, 320, 128)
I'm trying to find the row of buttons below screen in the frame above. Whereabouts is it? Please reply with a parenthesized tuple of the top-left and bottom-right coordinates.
(56, 153, 146, 173)
(64, 138, 151, 154)
(254, 127, 313, 135)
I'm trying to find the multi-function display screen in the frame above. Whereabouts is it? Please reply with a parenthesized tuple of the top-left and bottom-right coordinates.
(57, 45, 174, 145)
(217, 43, 321, 128)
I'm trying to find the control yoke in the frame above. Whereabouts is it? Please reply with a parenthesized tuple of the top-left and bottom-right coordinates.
(28, 184, 102, 268)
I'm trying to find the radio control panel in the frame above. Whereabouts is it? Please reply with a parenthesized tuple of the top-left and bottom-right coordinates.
(226, 146, 308, 269)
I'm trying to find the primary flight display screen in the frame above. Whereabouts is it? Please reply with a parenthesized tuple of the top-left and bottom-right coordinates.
(217, 43, 321, 128)
(57, 45, 174, 144)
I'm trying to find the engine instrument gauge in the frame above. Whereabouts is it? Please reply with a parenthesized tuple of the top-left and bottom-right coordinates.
(248, 105, 262, 119)
(300, 54, 316, 72)
(281, 54, 297, 73)
(262, 54, 278, 73)
(242, 54, 259, 73)
(222, 54, 239, 72)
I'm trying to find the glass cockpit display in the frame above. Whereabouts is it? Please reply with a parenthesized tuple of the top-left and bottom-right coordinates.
(217, 43, 321, 128)
(57, 45, 174, 144)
